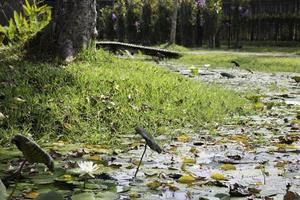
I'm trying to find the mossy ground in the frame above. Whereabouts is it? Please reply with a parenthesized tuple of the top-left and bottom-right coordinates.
(0, 48, 246, 146)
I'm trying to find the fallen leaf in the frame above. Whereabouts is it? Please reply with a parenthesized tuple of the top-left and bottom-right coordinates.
(220, 164, 236, 171)
(13, 97, 26, 103)
(177, 134, 190, 143)
(25, 191, 40, 199)
(189, 147, 199, 154)
(178, 175, 196, 183)
(284, 191, 300, 200)
(167, 184, 179, 191)
(88, 155, 102, 161)
(255, 181, 263, 186)
(63, 123, 73, 131)
(0, 112, 5, 120)
(63, 174, 73, 182)
(129, 193, 142, 198)
(147, 180, 161, 190)
(211, 172, 228, 181)
(230, 135, 249, 144)
(182, 157, 196, 164)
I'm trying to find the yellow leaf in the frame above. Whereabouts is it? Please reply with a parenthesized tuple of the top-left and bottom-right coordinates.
(167, 184, 179, 191)
(275, 161, 286, 169)
(211, 172, 228, 181)
(132, 159, 140, 166)
(13, 97, 26, 103)
(256, 181, 263, 186)
(178, 175, 196, 183)
(255, 164, 265, 170)
(182, 157, 196, 164)
(254, 102, 264, 111)
(129, 193, 142, 198)
(88, 155, 102, 161)
(147, 180, 161, 190)
(24, 191, 39, 199)
(0, 112, 5, 120)
(169, 146, 177, 153)
(230, 135, 248, 144)
(177, 135, 190, 143)
(189, 147, 199, 154)
(220, 164, 236, 171)
(287, 145, 296, 150)
(52, 140, 66, 146)
(63, 123, 73, 131)
(94, 148, 113, 155)
(63, 174, 73, 182)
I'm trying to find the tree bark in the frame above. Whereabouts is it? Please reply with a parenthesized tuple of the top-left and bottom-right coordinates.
(28, 0, 98, 61)
(169, 0, 178, 44)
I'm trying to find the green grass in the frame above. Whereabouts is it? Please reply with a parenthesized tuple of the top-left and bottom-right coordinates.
(189, 45, 300, 54)
(188, 41, 300, 54)
(156, 43, 189, 52)
(0, 48, 246, 146)
(175, 53, 300, 73)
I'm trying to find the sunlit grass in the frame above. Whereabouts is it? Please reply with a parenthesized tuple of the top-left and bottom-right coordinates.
(0, 49, 246, 146)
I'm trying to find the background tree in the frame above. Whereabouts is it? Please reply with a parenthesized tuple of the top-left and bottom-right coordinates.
(140, 0, 153, 45)
(202, 0, 222, 48)
(154, 0, 172, 44)
(231, 0, 249, 48)
(178, 0, 195, 46)
(169, 0, 179, 44)
(116, 3, 126, 42)
(126, 2, 140, 43)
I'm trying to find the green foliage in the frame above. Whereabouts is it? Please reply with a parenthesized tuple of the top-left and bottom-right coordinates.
(0, 49, 246, 145)
(0, 0, 51, 45)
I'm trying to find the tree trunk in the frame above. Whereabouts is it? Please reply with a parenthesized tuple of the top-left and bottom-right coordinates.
(28, 0, 98, 61)
(169, 0, 178, 44)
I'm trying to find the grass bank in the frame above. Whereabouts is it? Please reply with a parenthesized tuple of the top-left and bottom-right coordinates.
(0, 49, 246, 146)
(175, 53, 300, 73)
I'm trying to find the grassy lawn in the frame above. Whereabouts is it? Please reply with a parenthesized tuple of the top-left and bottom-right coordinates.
(0, 49, 246, 146)
(189, 45, 300, 54)
(173, 53, 300, 73)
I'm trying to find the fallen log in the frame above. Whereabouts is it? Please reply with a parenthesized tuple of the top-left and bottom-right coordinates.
(96, 41, 182, 59)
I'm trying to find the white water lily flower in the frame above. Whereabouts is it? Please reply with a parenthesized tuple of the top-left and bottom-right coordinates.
(203, 64, 211, 68)
(77, 161, 99, 178)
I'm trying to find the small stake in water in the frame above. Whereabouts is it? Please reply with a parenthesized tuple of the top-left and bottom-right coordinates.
(133, 127, 163, 179)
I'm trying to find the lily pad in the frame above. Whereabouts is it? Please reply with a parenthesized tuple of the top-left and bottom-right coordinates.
(35, 191, 64, 200)
(72, 192, 95, 200)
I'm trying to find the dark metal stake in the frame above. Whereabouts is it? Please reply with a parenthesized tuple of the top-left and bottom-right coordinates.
(133, 144, 147, 179)
(8, 160, 27, 200)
